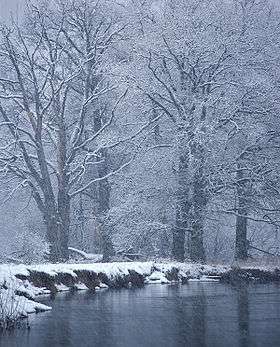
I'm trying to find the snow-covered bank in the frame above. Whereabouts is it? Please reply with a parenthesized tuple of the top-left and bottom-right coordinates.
(1, 261, 280, 326)
(0, 261, 227, 323)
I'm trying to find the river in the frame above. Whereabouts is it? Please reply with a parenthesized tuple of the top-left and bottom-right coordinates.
(1, 283, 280, 347)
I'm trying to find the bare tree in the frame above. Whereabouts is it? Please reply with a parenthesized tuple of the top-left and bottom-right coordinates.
(134, 0, 238, 262)
(0, 0, 131, 261)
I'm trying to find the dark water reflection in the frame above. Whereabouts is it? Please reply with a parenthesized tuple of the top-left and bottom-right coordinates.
(1, 283, 280, 347)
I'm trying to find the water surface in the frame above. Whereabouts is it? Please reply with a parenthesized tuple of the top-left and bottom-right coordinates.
(1, 283, 280, 347)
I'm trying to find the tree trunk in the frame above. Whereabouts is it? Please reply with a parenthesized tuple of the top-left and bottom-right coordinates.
(235, 166, 249, 261)
(44, 202, 70, 262)
(97, 148, 115, 261)
(46, 102, 70, 262)
(172, 129, 191, 261)
(57, 191, 70, 261)
(94, 112, 115, 260)
(189, 217, 205, 263)
(235, 207, 248, 261)
(76, 193, 86, 250)
(44, 213, 60, 262)
(189, 143, 206, 263)
(172, 220, 186, 262)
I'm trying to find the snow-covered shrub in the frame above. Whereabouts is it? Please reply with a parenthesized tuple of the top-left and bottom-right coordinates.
(0, 282, 24, 331)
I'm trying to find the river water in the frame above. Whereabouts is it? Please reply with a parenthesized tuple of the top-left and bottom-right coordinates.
(1, 283, 280, 347)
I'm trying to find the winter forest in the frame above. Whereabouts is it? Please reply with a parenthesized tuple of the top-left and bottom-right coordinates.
(0, 0, 279, 265)
(2, 0, 280, 345)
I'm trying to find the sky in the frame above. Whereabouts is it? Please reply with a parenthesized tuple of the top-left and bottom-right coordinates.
(1, 0, 280, 22)
(0, 0, 23, 22)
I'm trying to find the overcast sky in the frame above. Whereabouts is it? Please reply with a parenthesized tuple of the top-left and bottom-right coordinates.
(0, 0, 279, 23)
(0, 0, 23, 22)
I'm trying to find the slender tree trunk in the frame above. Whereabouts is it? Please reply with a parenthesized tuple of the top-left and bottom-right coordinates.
(77, 193, 86, 250)
(235, 165, 248, 261)
(57, 190, 70, 260)
(97, 149, 115, 261)
(94, 114, 115, 261)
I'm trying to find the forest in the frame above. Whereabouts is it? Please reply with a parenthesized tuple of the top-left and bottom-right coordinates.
(2, 1, 280, 346)
(0, 0, 280, 266)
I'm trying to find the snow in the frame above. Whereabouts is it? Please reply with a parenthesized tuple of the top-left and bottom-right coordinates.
(0, 261, 227, 295)
(55, 284, 70, 292)
(68, 247, 103, 262)
(153, 262, 229, 279)
(94, 283, 109, 290)
(146, 271, 170, 284)
(22, 261, 154, 280)
(188, 276, 220, 283)
(74, 282, 88, 290)
(0, 288, 51, 322)
(0, 261, 156, 324)
(99, 283, 109, 289)
(17, 280, 51, 299)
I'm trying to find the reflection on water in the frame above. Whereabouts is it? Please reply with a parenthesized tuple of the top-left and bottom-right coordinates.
(1, 283, 280, 347)
(237, 285, 249, 347)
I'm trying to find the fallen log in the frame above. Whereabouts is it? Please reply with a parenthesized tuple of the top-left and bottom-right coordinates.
(68, 247, 103, 262)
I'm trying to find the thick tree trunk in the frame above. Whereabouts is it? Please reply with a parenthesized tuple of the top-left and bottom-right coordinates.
(189, 217, 205, 263)
(235, 166, 249, 261)
(45, 214, 60, 262)
(172, 129, 191, 261)
(189, 144, 206, 263)
(30, 164, 70, 262)
(172, 220, 186, 262)
(235, 209, 248, 261)
(44, 203, 70, 262)
(43, 107, 70, 262)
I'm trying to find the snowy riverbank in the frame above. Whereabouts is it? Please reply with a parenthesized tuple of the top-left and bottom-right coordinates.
(1, 261, 280, 324)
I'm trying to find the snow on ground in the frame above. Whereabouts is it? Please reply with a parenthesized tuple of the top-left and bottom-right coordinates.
(153, 261, 229, 279)
(22, 261, 154, 279)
